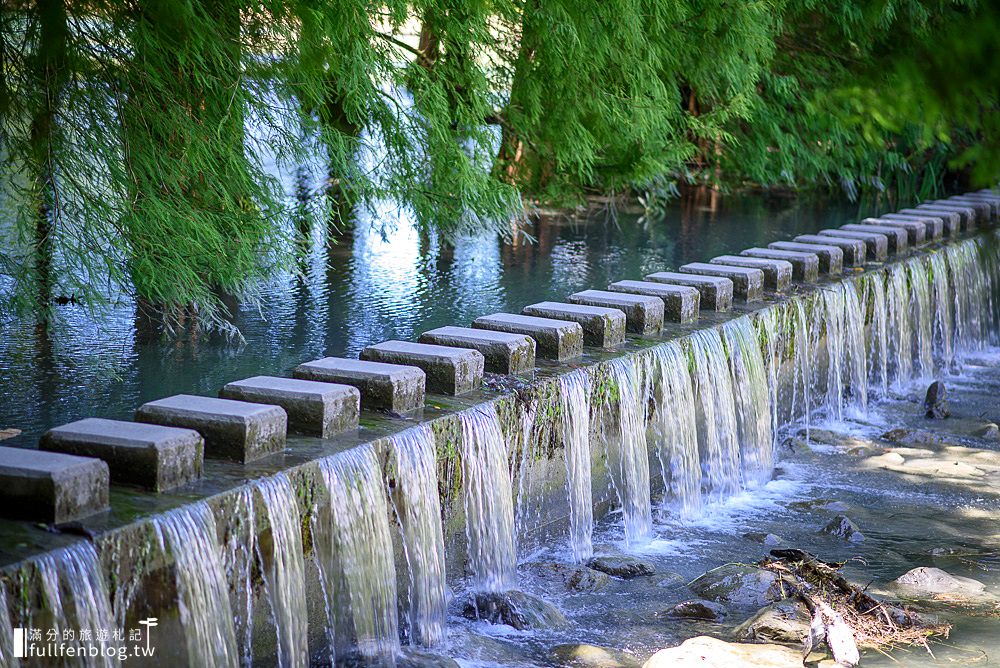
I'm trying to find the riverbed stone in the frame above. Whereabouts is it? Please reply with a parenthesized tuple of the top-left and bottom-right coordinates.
(0, 446, 109, 522)
(861, 217, 927, 245)
(892, 566, 986, 596)
(821, 515, 866, 542)
(840, 223, 908, 253)
(817, 229, 888, 262)
(419, 326, 535, 376)
(734, 598, 811, 644)
(688, 564, 787, 608)
(882, 213, 945, 240)
(521, 562, 611, 592)
(643, 636, 805, 668)
(924, 380, 949, 419)
(135, 394, 287, 463)
(522, 301, 626, 348)
(743, 531, 783, 546)
(678, 262, 764, 301)
(662, 599, 727, 622)
(548, 644, 640, 668)
(767, 241, 843, 275)
(608, 280, 700, 323)
(473, 313, 583, 361)
(586, 555, 656, 579)
(918, 203, 975, 229)
(740, 248, 819, 282)
(0, 429, 21, 441)
(397, 650, 462, 668)
(462, 590, 567, 630)
(361, 340, 484, 396)
(293, 357, 426, 414)
(973, 422, 999, 440)
(710, 256, 792, 291)
(40, 417, 203, 491)
(899, 208, 961, 235)
(645, 271, 733, 311)
(568, 290, 664, 335)
(220, 376, 359, 438)
(794, 234, 865, 266)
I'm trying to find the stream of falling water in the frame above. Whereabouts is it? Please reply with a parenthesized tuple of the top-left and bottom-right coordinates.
(315, 446, 399, 666)
(865, 277, 890, 397)
(604, 358, 652, 544)
(927, 254, 954, 368)
(153, 503, 239, 668)
(0, 587, 12, 667)
(887, 264, 914, 387)
(558, 370, 594, 562)
(459, 405, 516, 591)
(688, 329, 742, 498)
(387, 425, 447, 646)
(909, 262, 935, 379)
(721, 318, 773, 487)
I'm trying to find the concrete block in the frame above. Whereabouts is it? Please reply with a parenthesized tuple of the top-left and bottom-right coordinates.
(709, 256, 792, 291)
(644, 271, 733, 311)
(135, 395, 287, 463)
(678, 262, 763, 301)
(840, 224, 908, 253)
(607, 280, 700, 323)
(472, 313, 583, 361)
(793, 234, 865, 267)
(294, 357, 425, 414)
(817, 229, 887, 262)
(767, 241, 843, 275)
(360, 341, 484, 396)
(220, 376, 359, 438)
(741, 248, 819, 282)
(0, 446, 109, 523)
(942, 197, 990, 224)
(567, 290, 664, 335)
(898, 208, 960, 235)
(860, 218, 926, 246)
(881, 213, 944, 240)
(419, 326, 535, 375)
(522, 302, 626, 348)
(40, 418, 203, 492)
(916, 204, 974, 230)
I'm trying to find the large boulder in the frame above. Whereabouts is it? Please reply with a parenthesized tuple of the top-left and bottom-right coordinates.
(820, 515, 866, 542)
(643, 636, 805, 668)
(462, 590, 567, 630)
(522, 562, 611, 593)
(586, 555, 655, 579)
(893, 567, 986, 596)
(924, 381, 950, 419)
(661, 599, 727, 622)
(734, 598, 811, 644)
(549, 644, 641, 668)
(688, 564, 787, 608)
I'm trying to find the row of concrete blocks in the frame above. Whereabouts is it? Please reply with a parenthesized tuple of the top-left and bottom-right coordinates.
(2, 191, 997, 524)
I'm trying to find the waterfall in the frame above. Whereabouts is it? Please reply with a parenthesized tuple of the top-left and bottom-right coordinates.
(721, 318, 773, 487)
(947, 241, 997, 354)
(909, 262, 935, 379)
(0, 587, 13, 667)
(558, 370, 594, 562)
(459, 405, 516, 591)
(604, 358, 652, 544)
(315, 446, 400, 665)
(648, 343, 702, 518)
(927, 254, 954, 368)
(387, 425, 447, 646)
(791, 300, 813, 430)
(819, 289, 846, 420)
(688, 329, 742, 498)
(887, 264, 914, 387)
(153, 503, 239, 668)
(865, 276, 890, 397)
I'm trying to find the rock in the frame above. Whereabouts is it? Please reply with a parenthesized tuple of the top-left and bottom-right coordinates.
(973, 423, 1000, 440)
(734, 598, 811, 643)
(893, 567, 986, 596)
(549, 644, 640, 668)
(880, 428, 944, 445)
(661, 599, 727, 622)
(820, 515, 866, 543)
(924, 381, 950, 419)
(586, 555, 655, 579)
(656, 572, 688, 589)
(642, 636, 804, 668)
(521, 562, 610, 593)
(462, 590, 566, 630)
(788, 499, 849, 513)
(688, 564, 787, 608)
(743, 532, 783, 546)
(397, 650, 462, 668)
(0, 429, 21, 441)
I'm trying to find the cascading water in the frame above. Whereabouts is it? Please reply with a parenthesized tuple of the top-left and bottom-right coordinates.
(887, 264, 914, 387)
(819, 288, 846, 420)
(153, 503, 239, 668)
(387, 425, 447, 646)
(721, 318, 773, 487)
(0, 587, 12, 667)
(947, 241, 998, 354)
(687, 329, 742, 498)
(558, 370, 594, 562)
(603, 358, 652, 544)
(864, 276, 890, 397)
(459, 405, 516, 591)
(789, 300, 813, 431)
(314, 446, 400, 666)
(927, 254, 954, 368)
(842, 283, 869, 415)
(909, 262, 935, 379)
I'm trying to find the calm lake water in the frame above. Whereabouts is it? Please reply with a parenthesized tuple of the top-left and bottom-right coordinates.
(0, 191, 882, 444)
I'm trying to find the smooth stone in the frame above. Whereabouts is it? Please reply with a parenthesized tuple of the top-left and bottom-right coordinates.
(924, 380, 949, 419)
(840, 223, 908, 252)
(946, 196, 993, 222)
(568, 290, 664, 335)
(607, 280, 700, 323)
(734, 598, 811, 644)
(135, 394, 286, 463)
(548, 644, 640, 668)
(220, 376, 359, 438)
(767, 241, 843, 275)
(710, 255, 792, 291)
(40, 417, 203, 492)
(743, 532, 783, 546)
(861, 217, 926, 245)
(821, 515, 866, 542)
(462, 590, 567, 630)
(898, 208, 961, 235)
(586, 555, 655, 579)
(521, 562, 611, 593)
(817, 229, 888, 262)
(688, 564, 787, 608)
(788, 499, 850, 513)
(361, 340, 484, 396)
(0, 429, 21, 441)
(740, 248, 819, 282)
(973, 422, 1000, 440)
(397, 650, 462, 668)
(662, 599, 727, 621)
(794, 234, 865, 266)
(678, 262, 764, 301)
(419, 326, 535, 375)
(473, 313, 584, 361)
(893, 566, 986, 595)
(293, 357, 425, 414)
(522, 301, 626, 348)
(644, 271, 733, 311)
(643, 636, 805, 668)
(881, 213, 944, 240)
(0, 446, 109, 523)
(917, 203, 975, 229)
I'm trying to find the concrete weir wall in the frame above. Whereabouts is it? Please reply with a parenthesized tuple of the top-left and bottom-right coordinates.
(2, 197, 999, 664)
